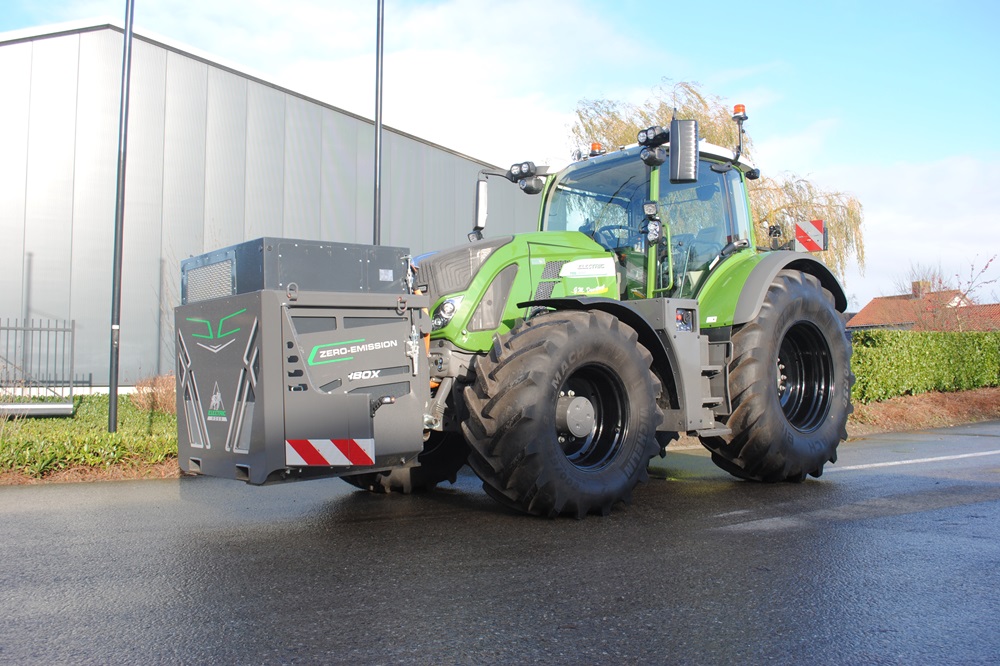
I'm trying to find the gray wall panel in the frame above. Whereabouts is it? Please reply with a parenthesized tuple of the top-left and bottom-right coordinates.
(204, 68, 247, 250)
(320, 109, 360, 242)
(68, 29, 121, 381)
(1, 26, 546, 384)
(283, 96, 322, 239)
(421, 148, 461, 253)
(383, 133, 423, 251)
(22, 35, 79, 324)
(0, 41, 31, 322)
(245, 82, 285, 239)
(488, 176, 535, 239)
(120, 41, 168, 380)
(353, 121, 375, 243)
(146, 50, 208, 378)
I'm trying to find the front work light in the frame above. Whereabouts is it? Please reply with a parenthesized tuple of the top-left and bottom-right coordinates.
(640, 146, 666, 167)
(518, 176, 545, 195)
(507, 161, 536, 182)
(637, 125, 669, 147)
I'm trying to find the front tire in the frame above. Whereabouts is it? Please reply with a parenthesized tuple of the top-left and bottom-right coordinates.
(462, 310, 661, 518)
(701, 270, 853, 481)
(341, 431, 468, 494)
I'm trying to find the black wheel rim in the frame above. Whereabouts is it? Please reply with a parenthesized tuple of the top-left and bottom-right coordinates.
(556, 364, 628, 471)
(776, 321, 833, 432)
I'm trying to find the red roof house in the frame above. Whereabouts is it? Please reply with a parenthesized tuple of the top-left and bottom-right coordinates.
(847, 282, 1000, 332)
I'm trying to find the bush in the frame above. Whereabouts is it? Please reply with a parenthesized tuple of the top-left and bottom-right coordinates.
(131, 374, 176, 415)
(851, 330, 1000, 403)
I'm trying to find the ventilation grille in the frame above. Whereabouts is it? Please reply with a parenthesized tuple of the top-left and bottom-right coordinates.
(186, 259, 234, 303)
(535, 281, 556, 300)
(541, 261, 566, 280)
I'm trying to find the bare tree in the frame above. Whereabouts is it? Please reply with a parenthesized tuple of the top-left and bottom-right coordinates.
(957, 254, 998, 303)
(890, 262, 953, 297)
(571, 80, 865, 280)
(889, 255, 998, 331)
(892, 256, 998, 303)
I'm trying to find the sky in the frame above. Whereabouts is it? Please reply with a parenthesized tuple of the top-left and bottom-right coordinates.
(3, 0, 999, 309)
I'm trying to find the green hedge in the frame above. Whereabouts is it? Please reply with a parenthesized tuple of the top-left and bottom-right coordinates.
(851, 330, 1000, 403)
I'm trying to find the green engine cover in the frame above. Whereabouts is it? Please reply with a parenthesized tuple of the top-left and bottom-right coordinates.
(423, 232, 618, 352)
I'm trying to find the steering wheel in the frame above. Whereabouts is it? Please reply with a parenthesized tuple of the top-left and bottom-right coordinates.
(593, 225, 642, 250)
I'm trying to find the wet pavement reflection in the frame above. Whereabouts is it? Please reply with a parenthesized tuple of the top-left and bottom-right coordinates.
(2, 423, 999, 664)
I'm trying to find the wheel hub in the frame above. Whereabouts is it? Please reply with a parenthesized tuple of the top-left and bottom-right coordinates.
(556, 366, 629, 471)
(556, 394, 596, 438)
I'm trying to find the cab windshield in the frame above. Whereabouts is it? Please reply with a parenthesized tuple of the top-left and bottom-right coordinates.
(542, 147, 650, 253)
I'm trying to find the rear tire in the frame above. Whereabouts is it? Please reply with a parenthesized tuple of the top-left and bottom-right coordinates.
(341, 431, 468, 494)
(701, 270, 853, 481)
(462, 310, 661, 518)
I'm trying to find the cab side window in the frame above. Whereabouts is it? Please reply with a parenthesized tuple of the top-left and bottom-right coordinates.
(657, 162, 734, 298)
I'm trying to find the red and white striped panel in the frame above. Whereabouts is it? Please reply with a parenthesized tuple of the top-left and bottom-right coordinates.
(285, 438, 375, 467)
(795, 219, 825, 252)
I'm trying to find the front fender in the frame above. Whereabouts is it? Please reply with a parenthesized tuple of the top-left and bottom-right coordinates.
(518, 296, 682, 411)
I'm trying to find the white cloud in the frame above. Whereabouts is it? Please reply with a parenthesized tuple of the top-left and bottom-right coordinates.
(753, 117, 841, 175)
(830, 157, 1000, 308)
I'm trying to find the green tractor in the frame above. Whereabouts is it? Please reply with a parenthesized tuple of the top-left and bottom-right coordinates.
(175, 107, 852, 518)
(357, 108, 852, 514)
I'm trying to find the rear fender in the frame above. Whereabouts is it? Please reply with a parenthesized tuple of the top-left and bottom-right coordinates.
(732, 252, 847, 324)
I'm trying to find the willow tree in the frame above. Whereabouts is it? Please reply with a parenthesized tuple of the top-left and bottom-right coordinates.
(571, 81, 865, 280)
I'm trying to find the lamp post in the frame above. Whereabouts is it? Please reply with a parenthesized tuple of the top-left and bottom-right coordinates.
(108, 0, 135, 432)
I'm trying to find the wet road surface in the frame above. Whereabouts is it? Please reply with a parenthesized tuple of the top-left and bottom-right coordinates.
(2, 422, 999, 664)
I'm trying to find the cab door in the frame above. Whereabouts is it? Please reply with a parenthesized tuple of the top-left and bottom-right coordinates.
(653, 162, 738, 299)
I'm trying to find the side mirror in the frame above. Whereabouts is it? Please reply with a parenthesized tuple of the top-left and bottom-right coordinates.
(669, 119, 699, 184)
(473, 179, 488, 232)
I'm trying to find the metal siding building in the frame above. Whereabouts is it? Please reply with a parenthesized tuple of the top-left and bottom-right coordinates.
(0, 23, 538, 385)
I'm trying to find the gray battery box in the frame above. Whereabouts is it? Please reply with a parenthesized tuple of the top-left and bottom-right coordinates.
(180, 237, 410, 304)
(175, 238, 430, 485)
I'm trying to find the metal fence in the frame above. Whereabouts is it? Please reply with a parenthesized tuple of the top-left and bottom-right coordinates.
(0, 319, 77, 417)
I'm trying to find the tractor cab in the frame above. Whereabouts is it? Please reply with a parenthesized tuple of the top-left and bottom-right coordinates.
(537, 126, 755, 302)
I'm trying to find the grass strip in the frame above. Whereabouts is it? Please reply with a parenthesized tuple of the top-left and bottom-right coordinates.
(1, 395, 177, 478)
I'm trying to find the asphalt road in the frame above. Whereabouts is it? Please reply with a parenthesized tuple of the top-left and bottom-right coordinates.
(2, 422, 999, 665)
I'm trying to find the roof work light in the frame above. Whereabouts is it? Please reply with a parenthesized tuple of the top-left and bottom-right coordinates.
(637, 125, 669, 147)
